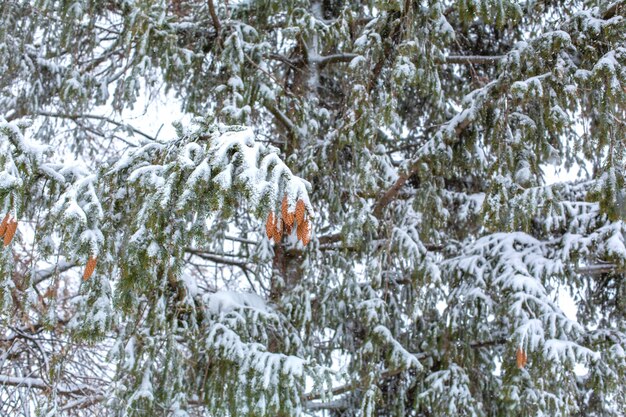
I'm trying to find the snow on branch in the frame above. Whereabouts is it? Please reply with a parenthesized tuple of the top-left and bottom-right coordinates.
(444, 232, 598, 366)
(208, 125, 313, 215)
(112, 121, 313, 220)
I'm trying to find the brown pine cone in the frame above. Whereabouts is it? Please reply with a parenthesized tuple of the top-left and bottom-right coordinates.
(3, 218, 17, 246)
(0, 213, 9, 237)
(301, 220, 311, 246)
(282, 195, 295, 227)
(272, 218, 283, 242)
(83, 257, 98, 281)
(516, 347, 527, 369)
(295, 199, 306, 225)
(266, 212, 275, 239)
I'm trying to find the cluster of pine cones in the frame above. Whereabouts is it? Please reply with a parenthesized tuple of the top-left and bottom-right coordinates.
(266, 195, 311, 246)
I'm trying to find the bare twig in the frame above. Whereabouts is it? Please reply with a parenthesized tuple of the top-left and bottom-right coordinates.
(444, 55, 504, 65)
(36, 112, 156, 142)
(207, 0, 221, 34)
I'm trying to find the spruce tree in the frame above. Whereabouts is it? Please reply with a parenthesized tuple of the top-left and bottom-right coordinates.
(1, 0, 625, 416)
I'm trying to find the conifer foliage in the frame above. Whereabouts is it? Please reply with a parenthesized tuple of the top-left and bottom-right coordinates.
(1, 0, 626, 416)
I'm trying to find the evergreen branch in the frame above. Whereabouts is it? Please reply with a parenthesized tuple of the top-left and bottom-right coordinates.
(318, 233, 445, 253)
(371, 6, 622, 216)
(3, 2, 626, 415)
(303, 337, 509, 407)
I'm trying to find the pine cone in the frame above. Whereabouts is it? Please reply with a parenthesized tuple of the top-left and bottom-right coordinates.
(516, 347, 527, 369)
(282, 195, 294, 227)
(295, 199, 306, 225)
(0, 213, 9, 237)
(297, 218, 311, 244)
(301, 220, 311, 246)
(266, 212, 275, 239)
(3, 218, 17, 246)
(272, 218, 283, 242)
(83, 257, 98, 281)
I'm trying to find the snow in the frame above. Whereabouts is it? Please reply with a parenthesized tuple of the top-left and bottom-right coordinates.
(594, 50, 619, 72)
(205, 290, 268, 314)
(0, 118, 48, 156)
(0, 171, 20, 191)
(436, 16, 455, 38)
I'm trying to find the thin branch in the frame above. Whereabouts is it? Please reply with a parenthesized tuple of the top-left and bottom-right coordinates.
(268, 53, 299, 69)
(244, 53, 297, 99)
(269, 52, 505, 70)
(33, 261, 77, 286)
(223, 235, 259, 245)
(305, 398, 351, 411)
(318, 233, 342, 245)
(207, 0, 221, 34)
(372, 174, 410, 218)
(303, 366, 408, 402)
(60, 395, 106, 412)
(265, 103, 298, 140)
(577, 263, 619, 276)
(37, 112, 156, 142)
(185, 248, 249, 269)
(313, 53, 359, 67)
(0, 374, 100, 397)
(444, 55, 504, 65)
(318, 233, 444, 253)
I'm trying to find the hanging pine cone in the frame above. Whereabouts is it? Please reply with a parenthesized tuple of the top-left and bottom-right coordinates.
(301, 219, 311, 246)
(266, 211, 275, 239)
(0, 213, 9, 237)
(516, 346, 527, 369)
(282, 195, 294, 227)
(272, 217, 283, 242)
(3, 218, 18, 247)
(295, 199, 306, 225)
(83, 257, 98, 281)
(297, 218, 312, 246)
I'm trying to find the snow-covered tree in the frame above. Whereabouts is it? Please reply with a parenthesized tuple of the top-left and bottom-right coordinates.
(1, 0, 626, 416)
